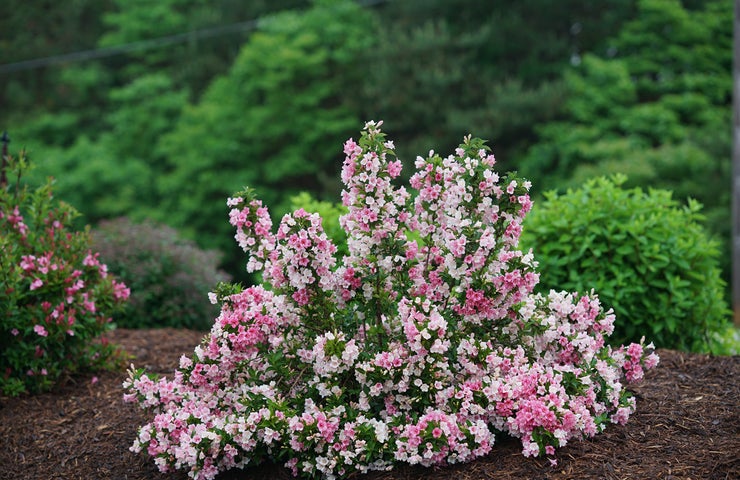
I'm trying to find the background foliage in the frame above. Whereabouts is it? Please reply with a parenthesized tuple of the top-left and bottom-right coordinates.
(91, 218, 230, 330)
(1, 0, 733, 345)
(519, 0, 731, 281)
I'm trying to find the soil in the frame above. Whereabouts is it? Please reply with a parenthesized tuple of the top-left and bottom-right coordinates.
(1, 328, 738, 480)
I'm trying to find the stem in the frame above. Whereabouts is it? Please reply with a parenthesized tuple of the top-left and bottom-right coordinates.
(283, 365, 309, 397)
(0, 131, 9, 189)
(374, 264, 383, 348)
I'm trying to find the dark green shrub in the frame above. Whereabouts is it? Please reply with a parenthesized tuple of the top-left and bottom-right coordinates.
(521, 175, 731, 352)
(91, 218, 230, 330)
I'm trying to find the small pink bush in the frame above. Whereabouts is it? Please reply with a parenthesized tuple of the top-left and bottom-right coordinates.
(1, 149, 129, 396)
(125, 122, 658, 479)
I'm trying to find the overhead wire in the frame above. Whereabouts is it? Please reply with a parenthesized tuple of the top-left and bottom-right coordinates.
(0, 20, 260, 74)
(0, 0, 390, 75)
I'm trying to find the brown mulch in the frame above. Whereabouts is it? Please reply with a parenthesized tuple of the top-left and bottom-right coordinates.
(1, 328, 738, 480)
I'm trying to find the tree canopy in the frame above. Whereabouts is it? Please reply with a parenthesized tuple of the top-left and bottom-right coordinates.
(520, 0, 731, 278)
(1, 0, 730, 292)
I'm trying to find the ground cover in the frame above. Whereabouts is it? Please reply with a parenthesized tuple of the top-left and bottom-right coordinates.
(1, 328, 737, 480)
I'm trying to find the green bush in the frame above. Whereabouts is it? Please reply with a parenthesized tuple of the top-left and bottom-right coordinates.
(711, 324, 740, 356)
(521, 175, 730, 353)
(1, 149, 129, 396)
(91, 218, 230, 331)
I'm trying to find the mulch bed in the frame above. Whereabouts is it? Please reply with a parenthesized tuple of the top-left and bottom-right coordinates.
(1, 328, 738, 480)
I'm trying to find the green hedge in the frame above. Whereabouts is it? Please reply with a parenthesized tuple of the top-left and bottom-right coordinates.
(521, 175, 731, 353)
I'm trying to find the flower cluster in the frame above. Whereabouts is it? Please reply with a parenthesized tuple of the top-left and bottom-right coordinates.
(125, 122, 658, 479)
(1, 150, 129, 396)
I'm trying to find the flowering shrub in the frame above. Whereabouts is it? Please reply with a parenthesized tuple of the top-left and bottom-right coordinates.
(1, 149, 129, 396)
(125, 122, 658, 479)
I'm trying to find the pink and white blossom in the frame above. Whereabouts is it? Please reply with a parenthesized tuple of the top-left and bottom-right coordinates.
(125, 122, 658, 480)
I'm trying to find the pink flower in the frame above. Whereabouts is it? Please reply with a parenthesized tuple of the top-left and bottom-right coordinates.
(83, 252, 100, 267)
(387, 160, 403, 178)
(644, 352, 660, 369)
(226, 196, 243, 207)
(34, 325, 48, 337)
(112, 280, 130, 301)
(20, 255, 36, 271)
(30, 278, 43, 291)
(292, 287, 308, 305)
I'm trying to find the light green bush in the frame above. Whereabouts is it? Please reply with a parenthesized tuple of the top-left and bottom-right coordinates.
(521, 175, 731, 352)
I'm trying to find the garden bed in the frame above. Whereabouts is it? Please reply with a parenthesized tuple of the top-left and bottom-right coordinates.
(1, 328, 737, 480)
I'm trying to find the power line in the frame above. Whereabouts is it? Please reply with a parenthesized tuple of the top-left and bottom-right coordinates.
(0, 18, 261, 75)
(0, 0, 390, 75)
